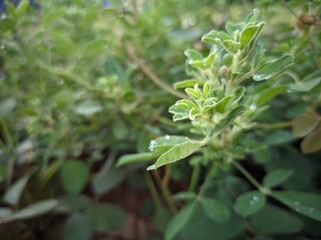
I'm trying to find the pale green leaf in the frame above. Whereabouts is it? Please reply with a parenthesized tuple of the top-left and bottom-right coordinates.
(240, 23, 264, 49)
(253, 55, 294, 81)
(0, 199, 58, 224)
(289, 77, 321, 92)
(301, 126, 321, 153)
(116, 152, 154, 167)
(169, 104, 189, 121)
(184, 49, 203, 61)
(83, 39, 108, 57)
(292, 113, 319, 138)
(174, 79, 204, 89)
(255, 85, 288, 106)
(3, 176, 29, 205)
(201, 31, 232, 46)
(215, 96, 232, 114)
(0, 18, 15, 34)
(16, 0, 29, 17)
(148, 140, 202, 170)
(223, 40, 240, 53)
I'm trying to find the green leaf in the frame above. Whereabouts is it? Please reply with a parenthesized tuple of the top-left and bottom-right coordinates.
(215, 96, 232, 114)
(301, 126, 321, 153)
(249, 204, 303, 234)
(184, 49, 203, 61)
(174, 79, 204, 89)
(112, 119, 129, 140)
(263, 169, 293, 188)
(223, 40, 240, 53)
(149, 135, 191, 152)
(40, 159, 64, 186)
(83, 39, 108, 57)
(200, 197, 230, 223)
(16, 0, 29, 17)
(240, 23, 264, 49)
(233, 86, 245, 102)
(169, 104, 190, 121)
(202, 82, 212, 99)
(116, 152, 154, 167)
(289, 77, 321, 92)
(255, 85, 288, 106)
(0, 18, 15, 34)
(92, 160, 126, 195)
(201, 31, 232, 46)
(165, 203, 195, 240)
(253, 55, 294, 81)
(153, 207, 172, 232)
(185, 87, 202, 101)
(233, 191, 265, 216)
(147, 140, 203, 170)
(85, 203, 126, 232)
(3, 176, 29, 206)
(292, 113, 319, 138)
(59, 194, 90, 212)
(172, 191, 197, 202)
(0, 199, 58, 224)
(60, 160, 89, 193)
(213, 106, 245, 134)
(64, 212, 94, 240)
(272, 191, 321, 221)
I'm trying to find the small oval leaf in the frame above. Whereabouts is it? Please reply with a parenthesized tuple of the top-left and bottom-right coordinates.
(60, 160, 89, 193)
(200, 197, 230, 223)
(263, 169, 293, 188)
(233, 191, 265, 216)
(272, 191, 321, 222)
(148, 140, 203, 170)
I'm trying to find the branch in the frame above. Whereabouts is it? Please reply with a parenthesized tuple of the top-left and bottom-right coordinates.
(124, 44, 187, 99)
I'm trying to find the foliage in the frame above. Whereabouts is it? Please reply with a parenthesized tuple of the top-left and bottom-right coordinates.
(0, 0, 320, 239)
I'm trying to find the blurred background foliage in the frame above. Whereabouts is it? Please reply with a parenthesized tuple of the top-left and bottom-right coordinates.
(0, 0, 320, 239)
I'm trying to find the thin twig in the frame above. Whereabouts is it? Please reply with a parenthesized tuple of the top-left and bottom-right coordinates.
(152, 170, 178, 213)
(144, 171, 162, 209)
(279, 0, 298, 18)
(124, 44, 187, 99)
(254, 121, 292, 129)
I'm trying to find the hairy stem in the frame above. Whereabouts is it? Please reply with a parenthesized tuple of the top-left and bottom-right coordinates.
(232, 161, 262, 190)
(124, 45, 187, 99)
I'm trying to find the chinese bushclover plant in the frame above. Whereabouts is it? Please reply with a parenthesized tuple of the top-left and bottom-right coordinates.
(147, 9, 294, 170)
(117, 9, 321, 240)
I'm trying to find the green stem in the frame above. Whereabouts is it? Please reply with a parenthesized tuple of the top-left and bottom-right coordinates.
(279, 0, 298, 18)
(254, 121, 292, 129)
(232, 161, 262, 190)
(144, 171, 162, 209)
(123, 44, 187, 99)
(153, 171, 178, 213)
(188, 165, 200, 192)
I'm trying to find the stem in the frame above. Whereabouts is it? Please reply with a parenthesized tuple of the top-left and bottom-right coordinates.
(152, 170, 178, 213)
(144, 171, 162, 209)
(123, 44, 187, 99)
(279, 0, 298, 18)
(188, 165, 200, 192)
(232, 161, 262, 190)
(254, 121, 292, 129)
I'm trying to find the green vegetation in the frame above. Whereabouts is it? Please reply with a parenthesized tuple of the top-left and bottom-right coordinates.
(0, 0, 320, 239)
